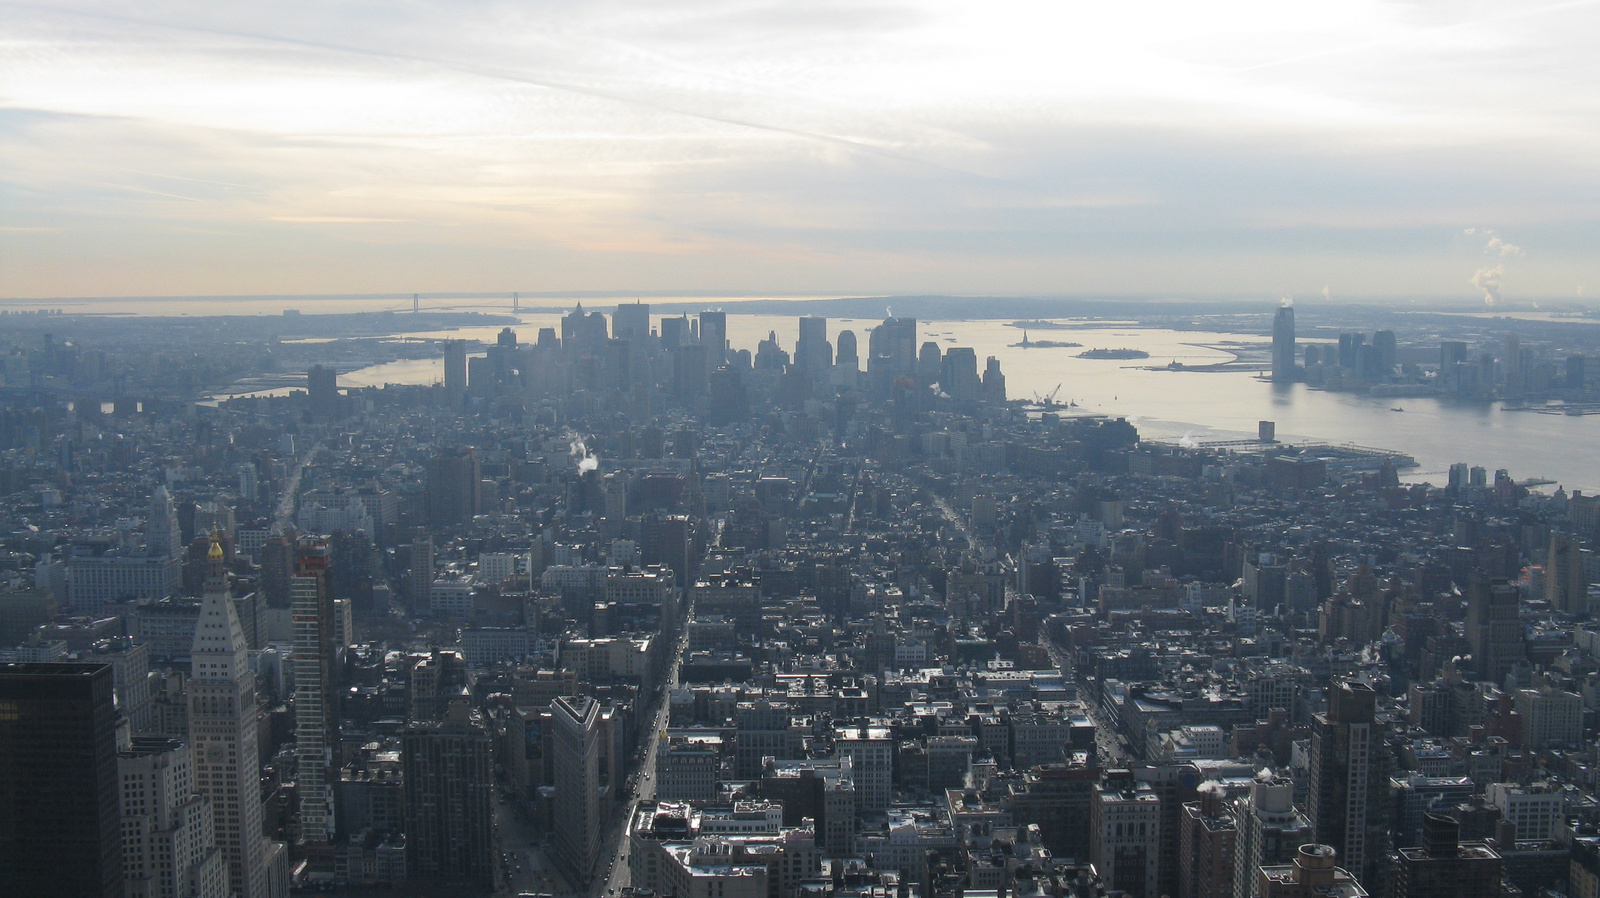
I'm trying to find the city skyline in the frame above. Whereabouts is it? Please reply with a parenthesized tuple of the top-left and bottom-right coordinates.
(5, 2, 1600, 300)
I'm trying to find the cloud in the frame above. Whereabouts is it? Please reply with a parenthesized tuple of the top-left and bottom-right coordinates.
(1486, 235, 1523, 257)
(1471, 264, 1505, 305)
(269, 217, 413, 224)
(6, 1, 1600, 297)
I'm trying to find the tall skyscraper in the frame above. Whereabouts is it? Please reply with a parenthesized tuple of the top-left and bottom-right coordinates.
(868, 316, 917, 375)
(1465, 574, 1524, 685)
(673, 343, 709, 401)
(1337, 332, 1364, 370)
(613, 301, 651, 343)
(561, 303, 609, 354)
(1546, 531, 1590, 613)
(836, 330, 859, 371)
(118, 736, 228, 898)
(1271, 304, 1296, 382)
(551, 694, 604, 884)
(307, 364, 338, 419)
(425, 446, 481, 528)
(795, 316, 832, 375)
(0, 661, 124, 898)
(941, 347, 980, 400)
(1371, 330, 1396, 375)
(149, 484, 183, 559)
(291, 539, 336, 847)
(698, 310, 728, 366)
(407, 532, 435, 615)
(402, 700, 495, 889)
(982, 356, 1006, 401)
(189, 539, 276, 898)
(659, 314, 689, 348)
(442, 339, 468, 407)
(1308, 679, 1387, 889)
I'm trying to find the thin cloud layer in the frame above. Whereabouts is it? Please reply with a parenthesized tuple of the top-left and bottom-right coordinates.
(3, 0, 1600, 299)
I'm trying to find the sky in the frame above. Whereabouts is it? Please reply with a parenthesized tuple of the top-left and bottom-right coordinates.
(3, 0, 1600, 302)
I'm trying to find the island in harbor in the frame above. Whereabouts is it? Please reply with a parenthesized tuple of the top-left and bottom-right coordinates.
(1007, 319, 1079, 329)
(1078, 347, 1149, 359)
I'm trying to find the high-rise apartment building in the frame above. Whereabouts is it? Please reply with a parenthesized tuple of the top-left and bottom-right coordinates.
(1179, 788, 1237, 898)
(1308, 680, 1388, 889)
(1232, 773, 1313, 898)
(551, 695, 605, 884)
(0, 661, 124, 898)
(189, 540, 278, 898)
(292, 539, 337, 846)
(118, 736, 228, 898)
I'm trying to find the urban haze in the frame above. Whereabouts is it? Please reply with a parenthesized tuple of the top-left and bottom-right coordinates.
(4, 5, 1600, 898)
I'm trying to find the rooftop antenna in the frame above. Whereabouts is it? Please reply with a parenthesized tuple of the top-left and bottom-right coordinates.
(413, 293, 419, 313)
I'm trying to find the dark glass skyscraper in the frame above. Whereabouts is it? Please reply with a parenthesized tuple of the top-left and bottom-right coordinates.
(0, 662, 124, 898)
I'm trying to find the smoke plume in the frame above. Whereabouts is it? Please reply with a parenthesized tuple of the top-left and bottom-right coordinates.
(566, 430, 600, 474)
(1471, 265, 1504, 305)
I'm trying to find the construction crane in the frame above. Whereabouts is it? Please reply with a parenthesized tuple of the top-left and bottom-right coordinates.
(1032, 383, 1063, 408)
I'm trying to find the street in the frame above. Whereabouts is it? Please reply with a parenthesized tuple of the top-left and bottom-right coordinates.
(591, 626, 685, 898)
(492, 623, 688, 898)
